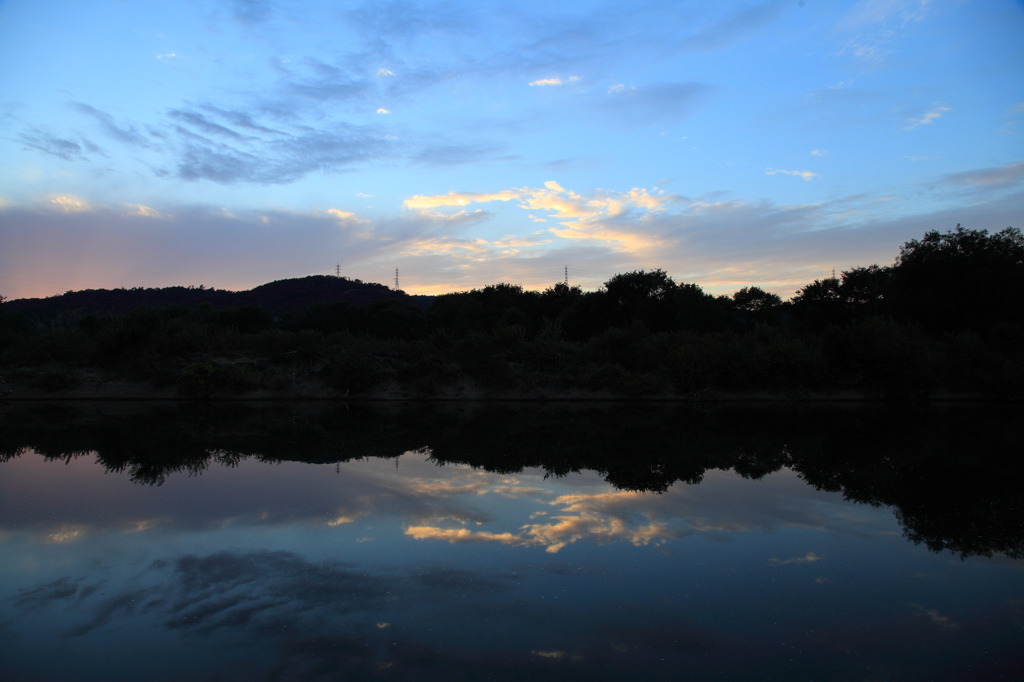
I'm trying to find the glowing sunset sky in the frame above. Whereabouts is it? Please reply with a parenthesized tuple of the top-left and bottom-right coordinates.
(1, 0, 1021, 299)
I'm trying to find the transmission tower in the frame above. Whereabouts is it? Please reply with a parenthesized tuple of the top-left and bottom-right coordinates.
(394, 268, 400, 290)
(564, 265, 569, 286)
(335, 263, 341, 277)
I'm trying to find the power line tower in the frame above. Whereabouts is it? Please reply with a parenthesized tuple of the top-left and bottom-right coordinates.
(394, 268, 400, 290)
(564, 265, 569, 286)
(335, 263, 341, 277)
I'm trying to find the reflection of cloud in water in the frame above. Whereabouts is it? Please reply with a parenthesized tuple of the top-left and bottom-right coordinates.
(6, 456, 889, 561)
(45, 525, 89, 544)
(769, 552, 822, 566)
(1, 454, 500, 538)
(910, 604, 958, 630)
(406, 470, 877, 553)
(405, 526, 526, 546)
(3, 549, 572, 681)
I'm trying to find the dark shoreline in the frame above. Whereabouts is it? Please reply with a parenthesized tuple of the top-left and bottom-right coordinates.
(0, 381, 1002, 403)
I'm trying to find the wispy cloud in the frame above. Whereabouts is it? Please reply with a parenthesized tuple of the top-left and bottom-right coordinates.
(231, 0, 273, 25)
(905, 104, 950, 130)
(125, 204, 170, 219)
(16, 129, 90, 161)
(937, 160, 1024, 189)
(326, 208, 368, 224)
(404, 190, 517, 212)
(602, 82, 712, 126)
(412, 144, 506, 166)
(769, 551, 822, 565)
(678, 1, 788, 52)
(169, 109, 250, 141)
(529, 76, 580, 87)
(173, 126, 391, 184)
(405, 182, 676, 254)
(911, 604, 958, 630)
(72, 103, 151, 148)
(405, 526, 524, 545)
(839, 0, 933, 68)
(765, 168, 818, 181)
(49, 194, 91, 213)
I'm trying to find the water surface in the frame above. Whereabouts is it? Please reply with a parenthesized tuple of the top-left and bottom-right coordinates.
(1, 402, 1021, 681)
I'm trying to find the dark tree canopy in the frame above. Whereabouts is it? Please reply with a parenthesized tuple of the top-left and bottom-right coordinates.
(888, 225, 1024, 330)
(603, 269, 677, 304)
(732, 286, 782, 312)
(2, 224, 1021, 401)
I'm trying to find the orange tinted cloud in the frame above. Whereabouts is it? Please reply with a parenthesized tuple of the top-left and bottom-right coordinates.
(404, 182, 675, 254)
(50, 194, 91, 212)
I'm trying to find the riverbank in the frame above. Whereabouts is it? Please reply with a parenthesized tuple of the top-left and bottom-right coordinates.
(0, 377, 998, 402)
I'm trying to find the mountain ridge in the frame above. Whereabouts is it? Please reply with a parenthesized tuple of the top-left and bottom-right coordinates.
(3, 275, 432, 317)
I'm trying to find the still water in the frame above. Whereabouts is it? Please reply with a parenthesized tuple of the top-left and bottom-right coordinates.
(0, 402, 1021, 681)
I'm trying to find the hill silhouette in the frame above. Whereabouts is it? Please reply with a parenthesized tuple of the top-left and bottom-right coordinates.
(3, 275, 431, 318)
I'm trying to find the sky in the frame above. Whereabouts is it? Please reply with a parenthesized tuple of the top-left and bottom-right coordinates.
(1, 0, 1022, 300)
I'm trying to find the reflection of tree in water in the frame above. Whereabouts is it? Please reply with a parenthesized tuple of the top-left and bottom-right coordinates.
(1, 401, 1021, 559)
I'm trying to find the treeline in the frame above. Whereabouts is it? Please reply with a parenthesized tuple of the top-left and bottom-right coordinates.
(1, 225, 1021, 399)
(4, 401, 1022, 558)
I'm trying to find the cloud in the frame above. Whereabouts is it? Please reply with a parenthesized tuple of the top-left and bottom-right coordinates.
(404, 189, 523, 210)
(376, 107, 391, 114)
(838, 0, 933, 68)
(841, 0, 931, 29)
(602, 82, 712, 126)
(231, 0, 273, 25)
(765, 168, 818, 181)
(72, 103, 151, 148)
(905, 104, 950, 130)
(405, 182, 676, 254)
(678, 1, 788, 51)
(174, 126, 391, 184)
(3, 152, 1020, 302)
(0, 202, 384, 299)
(126, 204, 170, 219)
(401, 235, 492, 259)
(910, 604, 958, 630)
(282, 73, 370, 103)
(405, 526, 525, 545)
(7, 546, 569, 679)
(345, 0, 472, 42)
(936, 160, 1024, 189)
(529, 76, 580, 87)
(16, 129, 89, 161)
(412, 143, 508, 166)
(50, 194, 91, 213)
(169, 110, 250, 141)
(196, 105, 285, 136)
(400, 469, 874, 555)
(327, 208, 368, 224)
(769, 551, 822, 565)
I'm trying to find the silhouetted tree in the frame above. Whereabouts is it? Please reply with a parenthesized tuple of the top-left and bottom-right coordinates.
(888, 225, 1024, 331)
(838, 265, 891, 310)
(603, 269, 679, 329)
(732, 286, 782, 312)
(791, 276, 844, 328)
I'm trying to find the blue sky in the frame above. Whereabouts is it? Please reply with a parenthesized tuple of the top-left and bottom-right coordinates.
(1, 0, 1021, 299)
